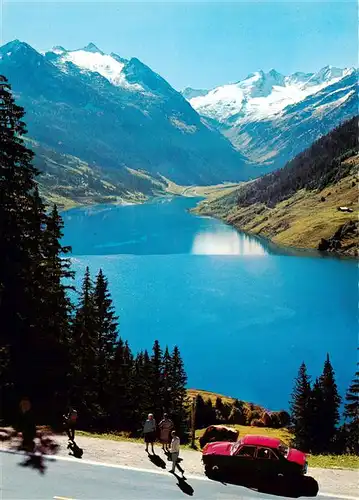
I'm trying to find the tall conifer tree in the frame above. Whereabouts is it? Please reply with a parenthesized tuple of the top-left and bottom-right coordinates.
(344, 359, 359, 453)
(317, 354, 341, 452)
(290, 362, 312, 451)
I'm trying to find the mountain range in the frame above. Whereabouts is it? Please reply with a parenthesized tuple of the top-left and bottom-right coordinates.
(0, 40, 248, 206)
(185, 67, 357, 173)
(0, 39, 357, 207)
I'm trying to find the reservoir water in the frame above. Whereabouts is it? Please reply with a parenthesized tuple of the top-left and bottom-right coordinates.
(62, 197, 357, 411)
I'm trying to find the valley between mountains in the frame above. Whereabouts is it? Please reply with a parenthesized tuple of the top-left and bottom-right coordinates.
(0, 40, 357, 255)
(0, 40, 357, 212)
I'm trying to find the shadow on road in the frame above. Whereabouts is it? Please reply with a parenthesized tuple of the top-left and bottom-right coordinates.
(1, 428, 60, 476)
(206, 471, 319, 498)
(19, 454, 46, 474)
(148, 452, 167, 469)
(173, 473, 194, 496)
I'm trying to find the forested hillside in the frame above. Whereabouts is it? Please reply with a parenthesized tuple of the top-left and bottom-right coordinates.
(195, 118, 358, 256)
(228, 117, 358, 208)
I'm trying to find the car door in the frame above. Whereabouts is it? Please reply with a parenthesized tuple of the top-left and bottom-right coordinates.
(256, 447, 280, 477)
(231, 444, 257, 475)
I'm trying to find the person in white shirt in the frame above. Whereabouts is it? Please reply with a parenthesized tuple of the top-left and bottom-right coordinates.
(169, 430, 181, 474)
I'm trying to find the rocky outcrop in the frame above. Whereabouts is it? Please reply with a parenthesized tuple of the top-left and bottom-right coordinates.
(318, 220, 358, 256)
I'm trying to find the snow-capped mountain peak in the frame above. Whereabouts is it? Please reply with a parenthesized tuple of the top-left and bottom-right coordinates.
(189, 66, 355, 124)
(80, 42, 104, 54)
(187, 64, 357, 171)
(306, 65, 351, 86)
(51, 45, 66, 54)
(49, 44, 144, 91)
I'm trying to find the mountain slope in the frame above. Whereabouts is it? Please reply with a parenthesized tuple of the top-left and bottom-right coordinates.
(0, 40, 249, 194)
(194, 118, 359, 256)
(187, 67, 357, 175)
(25, 138, 168, 210)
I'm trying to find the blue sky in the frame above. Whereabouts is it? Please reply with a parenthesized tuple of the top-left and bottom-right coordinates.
(1, 1, 357, 90)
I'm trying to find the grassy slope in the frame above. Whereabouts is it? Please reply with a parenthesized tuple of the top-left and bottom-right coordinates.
(187, 388, 263, 413)
(194, 157, 358, 255)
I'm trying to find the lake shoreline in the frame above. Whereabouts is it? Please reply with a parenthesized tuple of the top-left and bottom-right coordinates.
(191, 197, 359, 260)
(190, 207, 358, 261)
(61, 193, 357, 261)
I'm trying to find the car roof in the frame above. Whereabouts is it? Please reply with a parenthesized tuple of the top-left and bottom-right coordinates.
(241, 435, 282, 448)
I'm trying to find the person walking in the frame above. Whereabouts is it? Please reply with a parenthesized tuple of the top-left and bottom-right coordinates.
(17, 397, 36, 453)
(159, 413, 174, 452)
(169, 430, 182, 475)
(143, 413, 156, 454)
(63, 408, 78, 442)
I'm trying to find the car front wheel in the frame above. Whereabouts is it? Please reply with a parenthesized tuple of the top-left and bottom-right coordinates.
(204, 463, 220, 478)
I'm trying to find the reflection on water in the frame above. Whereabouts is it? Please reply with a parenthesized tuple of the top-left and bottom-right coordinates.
(191, 231, 267, 255)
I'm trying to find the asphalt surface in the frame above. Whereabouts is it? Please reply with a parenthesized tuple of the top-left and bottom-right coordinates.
(0, 451, 333, 500)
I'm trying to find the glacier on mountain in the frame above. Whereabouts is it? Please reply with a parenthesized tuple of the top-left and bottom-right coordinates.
(186, 65, 357, 171)
(189, 66, 355, 124)
(48, 44, 145, 92)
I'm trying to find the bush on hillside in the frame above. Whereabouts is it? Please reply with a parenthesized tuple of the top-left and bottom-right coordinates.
(228, 405, 246, 425)
(246, 409, 263, 424)
(261, 412, 272, 427)
(250, 419, 265, 427)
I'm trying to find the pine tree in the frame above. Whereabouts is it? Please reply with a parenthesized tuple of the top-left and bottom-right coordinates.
(290, 362, 312, 451)
(71, 267, 100, 426)
(41, 204, 74, 420)
(309, 378, 324, 453)
(343, 359, 359, 453)
(130, 350, 152, 431)
(0, 76, 72, 423)
(344, 361, 359, 424)
(109, 338, 134, 431)
(215, 397, 225, 422)
(195, 395, 215, 429)
(0, 75, 40, 416)
(229, 399, 246, 425)
(93, 269, 118, 419)
(194, 395, 207, 429)
(169, 346, 188, 439)
(317, 354, 341, 452)
(162, 346, 173, 415)
(150, 340, 164, 420)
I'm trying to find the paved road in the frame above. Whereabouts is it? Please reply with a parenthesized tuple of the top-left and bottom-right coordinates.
(0, 451, 333, 500)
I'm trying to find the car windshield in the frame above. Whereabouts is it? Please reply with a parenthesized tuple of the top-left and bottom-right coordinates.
(231, 442, 242, 455)
(277, 443, 289, 458)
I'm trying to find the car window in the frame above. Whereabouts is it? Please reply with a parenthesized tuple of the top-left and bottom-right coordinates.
(235, 446, 256, 458)
(257, 447, 279, 460)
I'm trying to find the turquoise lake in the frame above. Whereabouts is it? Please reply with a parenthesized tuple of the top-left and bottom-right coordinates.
(62, 197, 358, 411)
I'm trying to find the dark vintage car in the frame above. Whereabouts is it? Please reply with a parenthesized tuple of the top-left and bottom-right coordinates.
(202, 435, 308, 480)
